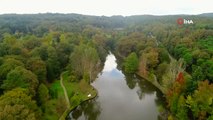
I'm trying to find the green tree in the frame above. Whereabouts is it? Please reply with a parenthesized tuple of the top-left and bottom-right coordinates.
(124, 52, 139, 73)
(201, 60, 213, 82)
(0, 88, 41, 120)
(70, 44, 100, 83)
(186, 81, 213, 119)
(70, 44, 85, 77)
(156, 62, 169, 83)
(56, 42, 73, 68)
(192, 65, 205, 81)
(144, 48, 159, 68)
(159, 48, 170, 63)
(183, 52, 193, 65)
(27, 57, 47, 83)
(22, 35, 41, 50)
(46, 46, 60, 82)
(38, 84, 49, 108)
(0, 58, 24, 81)
(176, 95, 188, 120)
(1, 66, 39, 96)
(116, 32, 146, 57)
(0, 43, 9, 57)
(31, 45, 48, 61)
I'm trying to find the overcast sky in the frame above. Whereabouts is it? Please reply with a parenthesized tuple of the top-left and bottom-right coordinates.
(0, 0, 212, 16)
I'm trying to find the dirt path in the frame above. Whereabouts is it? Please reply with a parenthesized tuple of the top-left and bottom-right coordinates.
(60, 75, 70, 108)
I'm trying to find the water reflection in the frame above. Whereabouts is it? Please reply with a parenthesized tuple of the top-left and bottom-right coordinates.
(69, 53, 164, 120)
(71, 98, 101, 120)
(124, 74, 137, 89)
(102, 53, 117, 72)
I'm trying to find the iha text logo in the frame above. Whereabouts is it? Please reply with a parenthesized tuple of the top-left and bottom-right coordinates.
(177, 18, 193, 26)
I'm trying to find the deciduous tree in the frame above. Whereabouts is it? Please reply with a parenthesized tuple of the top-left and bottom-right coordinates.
(1, 66, 39, 96)
(0, 88, 41, 120)
(124, 52, 139, 73)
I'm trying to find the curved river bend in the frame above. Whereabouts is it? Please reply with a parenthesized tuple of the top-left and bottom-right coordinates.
(68, 53, 164, 120)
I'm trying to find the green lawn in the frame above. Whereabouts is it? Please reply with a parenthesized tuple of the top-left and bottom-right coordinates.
(43, 71, 97, 120)
(62, 71, 97, 108)
(51, 80, 65, 97)
(43, 80, 66, 120)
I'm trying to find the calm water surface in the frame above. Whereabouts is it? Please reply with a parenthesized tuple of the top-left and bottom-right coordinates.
(68, 53, 164, 120)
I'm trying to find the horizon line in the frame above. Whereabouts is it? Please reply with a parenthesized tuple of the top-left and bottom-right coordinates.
(0, 12, 212, 17)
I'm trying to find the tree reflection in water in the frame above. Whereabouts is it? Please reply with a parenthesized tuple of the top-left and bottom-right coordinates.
(68, 54, 166, 120)
(124, 74, 167, 120)
(124, 73, 137, 89)
(69, 97, 101, 120)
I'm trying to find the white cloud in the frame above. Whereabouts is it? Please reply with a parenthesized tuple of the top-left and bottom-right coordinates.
(0, 0, 212, 16)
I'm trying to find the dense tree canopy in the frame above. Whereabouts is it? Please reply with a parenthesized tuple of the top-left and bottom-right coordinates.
(1, 66, 39, 96)
(0, 88, 41, 120)
(0, 13, 212, 120)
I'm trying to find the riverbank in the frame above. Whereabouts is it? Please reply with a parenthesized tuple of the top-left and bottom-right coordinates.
(136, 72, 166, 94)
(59, 71, 98, 120)
(68, 53, 165, 119)
(113, 51, 166, 94)
(136, 72, 170, 120)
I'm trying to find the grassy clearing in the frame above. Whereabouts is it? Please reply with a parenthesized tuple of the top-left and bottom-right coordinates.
(62, 71, 97, 107)
(43, 80, 67, 120)
(43, 71, 97, 120)
(59, 71, 97, 120)
(51, 80, 65, 97)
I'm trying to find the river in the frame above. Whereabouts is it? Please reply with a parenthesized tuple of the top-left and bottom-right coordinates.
(68, 53, 165, 120)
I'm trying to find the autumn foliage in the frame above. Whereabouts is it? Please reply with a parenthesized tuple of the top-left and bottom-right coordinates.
(176, 72, 185, 85)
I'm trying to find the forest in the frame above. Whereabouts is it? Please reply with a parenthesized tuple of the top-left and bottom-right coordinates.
(0, 13, 212, 120)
